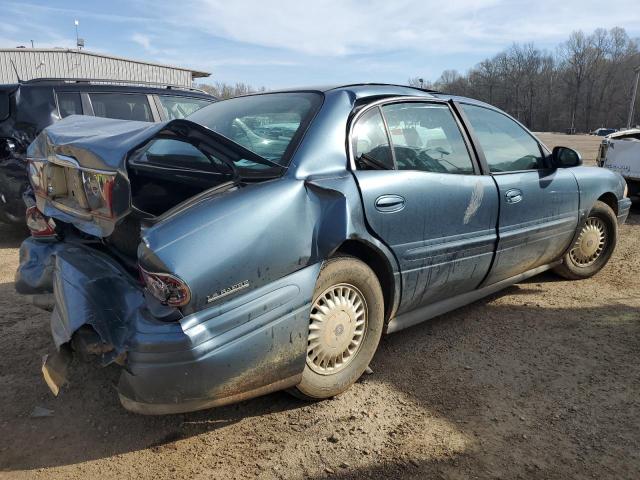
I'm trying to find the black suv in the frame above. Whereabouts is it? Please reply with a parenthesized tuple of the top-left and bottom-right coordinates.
(0, 78, 216, 223)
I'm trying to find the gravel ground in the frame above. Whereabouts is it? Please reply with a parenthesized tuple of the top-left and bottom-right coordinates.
(1, 134, 638, 479)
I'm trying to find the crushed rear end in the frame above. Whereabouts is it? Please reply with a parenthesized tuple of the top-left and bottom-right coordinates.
(17, 115, 315, 413)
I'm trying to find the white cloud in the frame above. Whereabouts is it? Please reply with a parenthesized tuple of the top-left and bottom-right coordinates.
(160, 0, 640, 56)
(131, 33, 153, 51)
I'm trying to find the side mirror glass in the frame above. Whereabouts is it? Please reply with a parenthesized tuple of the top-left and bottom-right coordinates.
(552, 146, 582, 168)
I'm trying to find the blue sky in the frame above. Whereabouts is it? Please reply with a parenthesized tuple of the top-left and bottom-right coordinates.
(2, 0, 639, 89)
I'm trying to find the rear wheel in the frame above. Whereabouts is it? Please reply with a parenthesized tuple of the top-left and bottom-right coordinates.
(290, 256, 384, 400)
(554, 200, 617, 280)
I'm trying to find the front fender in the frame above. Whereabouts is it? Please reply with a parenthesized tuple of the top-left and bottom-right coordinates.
(570, 166, 626, 212)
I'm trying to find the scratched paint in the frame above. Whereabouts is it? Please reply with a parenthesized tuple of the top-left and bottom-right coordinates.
(463, 180, 484, 224)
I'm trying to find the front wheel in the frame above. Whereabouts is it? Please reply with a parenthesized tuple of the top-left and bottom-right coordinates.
(553, 200, 618, 280)
(290, 256, 384, 400)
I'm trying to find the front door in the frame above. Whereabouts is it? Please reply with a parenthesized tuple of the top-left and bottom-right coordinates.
(351, 101, 499, 314)
(460, 103, 580, 285)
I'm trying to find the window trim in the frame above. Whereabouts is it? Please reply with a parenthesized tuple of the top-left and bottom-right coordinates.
(457, 101, 551, 175)
(348, 96, 482, 175)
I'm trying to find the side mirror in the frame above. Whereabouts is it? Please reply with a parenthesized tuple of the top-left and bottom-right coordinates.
(552, 146, 582, 168)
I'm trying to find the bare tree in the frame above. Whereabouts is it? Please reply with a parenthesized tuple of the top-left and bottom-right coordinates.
(418, 27, 640, 132)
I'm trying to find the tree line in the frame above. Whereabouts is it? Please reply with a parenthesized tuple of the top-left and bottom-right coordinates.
(196, 81, 265, 99)
(409, 27, 640, 133)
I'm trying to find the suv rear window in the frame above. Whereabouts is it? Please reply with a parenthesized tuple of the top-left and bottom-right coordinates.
(89, 93, 153, 122)
(158, 95, 212, 120)
(0, 92, 9, 121)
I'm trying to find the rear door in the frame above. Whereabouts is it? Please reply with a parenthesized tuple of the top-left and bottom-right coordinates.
(459, 103, 579, 285)
(351, 99, 499, 314)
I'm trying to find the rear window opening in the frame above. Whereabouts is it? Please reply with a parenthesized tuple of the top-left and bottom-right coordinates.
(127, 137, 238, 217)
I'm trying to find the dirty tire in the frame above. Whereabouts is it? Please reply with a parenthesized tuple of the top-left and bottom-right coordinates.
(290, 256, 384, 401)
(554, 200, 617, 280)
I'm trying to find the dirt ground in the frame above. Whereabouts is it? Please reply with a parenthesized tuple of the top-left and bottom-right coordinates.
(1, 134, 639, 479)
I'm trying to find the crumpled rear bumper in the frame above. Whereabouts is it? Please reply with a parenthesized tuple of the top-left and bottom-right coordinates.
(17, 238, 317, 414)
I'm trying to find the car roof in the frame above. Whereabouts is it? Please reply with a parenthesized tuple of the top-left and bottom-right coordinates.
(237, 83, 495, 108)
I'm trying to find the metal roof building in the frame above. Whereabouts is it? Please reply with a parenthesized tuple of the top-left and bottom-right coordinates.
(0, 48, 210, 87)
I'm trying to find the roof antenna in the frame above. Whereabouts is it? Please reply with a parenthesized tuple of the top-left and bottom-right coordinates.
(9, 59, 22, 83)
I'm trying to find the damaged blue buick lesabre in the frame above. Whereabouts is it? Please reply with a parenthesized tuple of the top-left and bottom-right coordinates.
(16, 84, 631, 414)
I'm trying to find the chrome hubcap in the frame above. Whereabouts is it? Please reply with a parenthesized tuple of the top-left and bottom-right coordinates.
(306, 283, 367, 375)
(570, 217, 607, 267)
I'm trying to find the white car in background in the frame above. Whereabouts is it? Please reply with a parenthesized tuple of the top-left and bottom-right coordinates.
(598, 128, 640, 199)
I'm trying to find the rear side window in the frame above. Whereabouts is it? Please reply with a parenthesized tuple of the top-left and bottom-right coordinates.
(56, 92, 83, 118)
(461, 104, 544, 172)
(158, 95, 212, 120)
(0, 92, 9, 121)
(382, 102, 474, 174)
(352, 108, 394, 170)
(89, 93, 153, 122)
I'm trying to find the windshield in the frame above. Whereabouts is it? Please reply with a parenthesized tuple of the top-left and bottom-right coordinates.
(188, 92, 323, 167)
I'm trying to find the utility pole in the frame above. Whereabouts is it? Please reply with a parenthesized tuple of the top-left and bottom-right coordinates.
(627, 65, 640, 129)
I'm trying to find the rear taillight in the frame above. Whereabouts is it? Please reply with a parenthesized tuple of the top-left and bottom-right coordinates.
(26, 206, 56, 238)
(81, 170, 116, 218)
(139, 266, 191, 307)
(27, 157, 119, 219)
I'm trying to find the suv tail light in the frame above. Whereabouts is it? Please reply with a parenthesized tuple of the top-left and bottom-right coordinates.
(139, 266, 191, 307)
(26, 206, 56, 238)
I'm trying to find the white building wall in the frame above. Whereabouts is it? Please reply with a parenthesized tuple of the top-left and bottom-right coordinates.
(0, 49, 206, 86)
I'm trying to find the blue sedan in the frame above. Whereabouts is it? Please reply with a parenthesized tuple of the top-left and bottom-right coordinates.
(18, 84, 631, 414)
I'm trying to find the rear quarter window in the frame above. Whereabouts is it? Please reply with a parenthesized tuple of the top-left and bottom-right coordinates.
(56, 92, 83, 118)
(158, 95, 213, 120)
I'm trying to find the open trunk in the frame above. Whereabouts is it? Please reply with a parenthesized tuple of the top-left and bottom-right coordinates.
(26, 115, 276, 258)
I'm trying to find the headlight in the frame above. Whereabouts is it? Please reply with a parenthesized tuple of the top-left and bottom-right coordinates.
(623, 183, 628, 198)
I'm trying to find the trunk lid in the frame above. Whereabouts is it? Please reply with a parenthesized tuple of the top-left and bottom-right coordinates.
(27, 115, 274, 237)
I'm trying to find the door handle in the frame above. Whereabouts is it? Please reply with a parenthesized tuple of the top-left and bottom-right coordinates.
(505, 189, 523, 204)
(375, 194, 405, 212)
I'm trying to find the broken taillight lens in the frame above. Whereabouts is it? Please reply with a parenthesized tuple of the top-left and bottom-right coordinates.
(81, 170, 116, 217)
(139, 266, 191, 307)
(26, 206, 57, 238)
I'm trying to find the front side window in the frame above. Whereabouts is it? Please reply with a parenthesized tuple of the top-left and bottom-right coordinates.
(352, 108, 394, 170)
(89, 93, 153, 122)
(158, 95, 213, 120)
(189, 92, 322, 166)
(462, 104, 544, 172)
(382, 102, 474, 174)
(56, 92, 82, 118)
